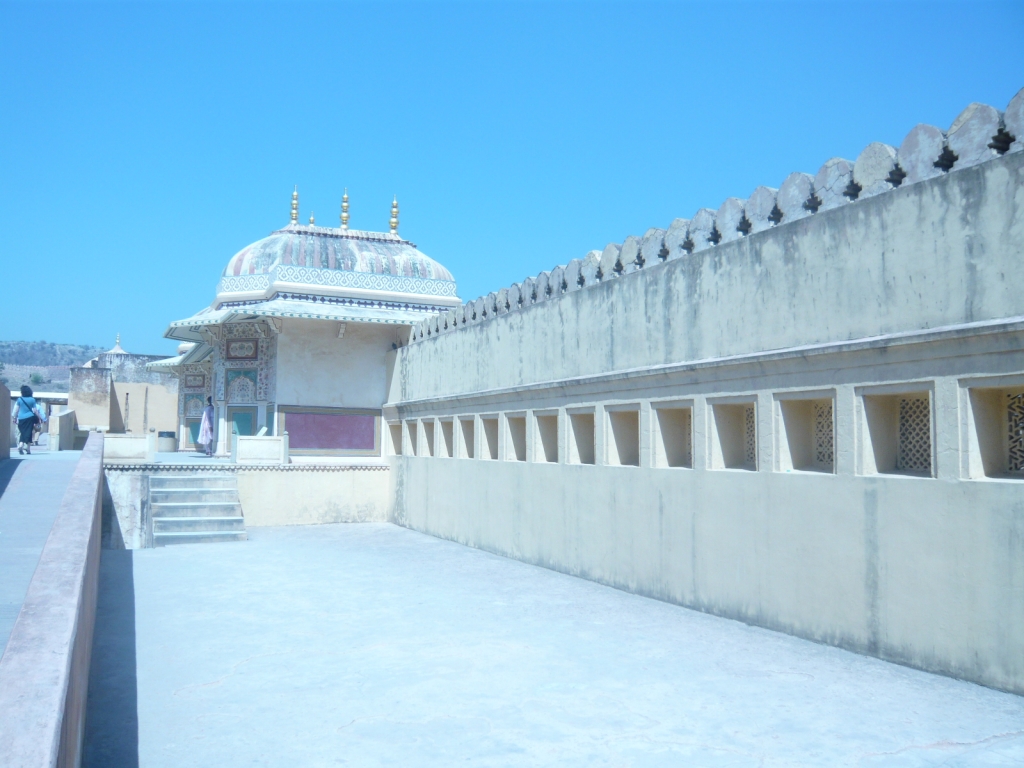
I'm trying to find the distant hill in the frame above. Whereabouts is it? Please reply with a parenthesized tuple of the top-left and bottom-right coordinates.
(0, 341, 107, 367)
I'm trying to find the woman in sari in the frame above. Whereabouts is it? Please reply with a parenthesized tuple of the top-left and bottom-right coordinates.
(198, 397, 215, 456)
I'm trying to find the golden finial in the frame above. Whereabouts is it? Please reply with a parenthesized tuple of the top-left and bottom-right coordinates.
(309, 212, 315, 225)
(390, 195, 399, 234)
(290, 186, 299, 224)
(108, 333, 126, 354)
(340, 188, 349, 230)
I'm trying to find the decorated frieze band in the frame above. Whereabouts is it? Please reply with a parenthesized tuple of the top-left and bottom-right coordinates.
(222, 292, 449, 313)
(103, 463, 390, 472)
(226, 339, 259, 360)
(218, 264, 459, 299)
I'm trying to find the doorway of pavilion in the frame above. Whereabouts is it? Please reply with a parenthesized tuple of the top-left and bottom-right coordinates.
(227, 406, 257, 438)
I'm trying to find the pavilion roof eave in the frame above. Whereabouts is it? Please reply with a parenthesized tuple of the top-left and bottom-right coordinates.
(145, 341, 213, 372)
(163, 306, 233, 341)
(164, 298, 436, 340)
(146, 353, 185, 371)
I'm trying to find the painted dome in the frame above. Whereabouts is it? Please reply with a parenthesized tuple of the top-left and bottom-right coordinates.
(166, 218, 459, 344)
(224, 224, 454, 283)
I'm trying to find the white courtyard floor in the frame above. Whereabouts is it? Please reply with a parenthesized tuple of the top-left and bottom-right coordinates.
(83, 523, 1024, 767)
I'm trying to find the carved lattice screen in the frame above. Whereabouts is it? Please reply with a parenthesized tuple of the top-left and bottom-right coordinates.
(896, 396, 931, 473)
(814, 401, 834, 469)
(744, 405, 757, 467)
(683, 410, 693, 467)
(1008, 393, 1024, 473)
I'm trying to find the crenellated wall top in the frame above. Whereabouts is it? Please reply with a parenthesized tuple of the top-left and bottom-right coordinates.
(409, 87, 1024, 344)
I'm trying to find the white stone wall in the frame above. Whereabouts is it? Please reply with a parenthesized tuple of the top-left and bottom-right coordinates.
(103, 464, 391, 546)
(384, 109, 1024, 693)
(277, 318, 397, 410)
(238, 466, 390, 526)
(387, 331, 1024, 694)
(408, 89, 1024, 362)
(395, 151, 1024, 402)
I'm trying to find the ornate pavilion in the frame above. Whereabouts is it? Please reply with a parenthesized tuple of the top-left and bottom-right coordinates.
(151, 190, 459, 457)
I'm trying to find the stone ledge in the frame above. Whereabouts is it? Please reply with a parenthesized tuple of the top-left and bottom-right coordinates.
(0, 432, 104, 768)
(390, 314, 1024, 411)
(104, 463, 390, 472)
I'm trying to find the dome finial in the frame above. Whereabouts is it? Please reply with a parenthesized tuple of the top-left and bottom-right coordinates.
(340, 188, 349, 230)
(309, 211, 315, 225)
(290, 186, 299, 224)
(390, 195, 399, 234)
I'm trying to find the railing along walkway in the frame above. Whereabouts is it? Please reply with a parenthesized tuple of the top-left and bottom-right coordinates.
(0, 434, 104, 768)
(0, 449, 82, 655)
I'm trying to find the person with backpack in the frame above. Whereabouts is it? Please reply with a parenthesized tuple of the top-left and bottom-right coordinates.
(11, 385, 44, 455)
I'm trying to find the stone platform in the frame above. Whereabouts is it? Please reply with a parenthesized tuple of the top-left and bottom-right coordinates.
(83, 523, 1024, 766)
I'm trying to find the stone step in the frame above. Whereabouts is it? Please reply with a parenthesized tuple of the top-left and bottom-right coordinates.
(150, 501, 242, 518)
(149, 475, 236, 490)
(147, 472, 246, 546)
(153, 516, 247, 533)
(153, 530, 248, 547)
(149, 488, 239, 504)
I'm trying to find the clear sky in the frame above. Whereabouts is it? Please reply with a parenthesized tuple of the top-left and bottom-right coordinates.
(1, 0, 1022, 355)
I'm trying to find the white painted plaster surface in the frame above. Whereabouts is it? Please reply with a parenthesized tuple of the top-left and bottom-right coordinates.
(276, 318, 396, 409)
(110, 381, 179, 435)
(382, 151, 1024, 695)
(777, 172, 814, 222)
(87, 524, 1024, 767)
(745, 186, 777, 233)
(103, 469, 157, 549)
(947, 102, 1002, 169)
(395, 152, 1024, 402)
(237, 466, 390, 525)
(854, 142, 898, 198)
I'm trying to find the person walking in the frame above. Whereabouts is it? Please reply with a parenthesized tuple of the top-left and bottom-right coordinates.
(198, 396, 215, 456)
(11, 385, 43, 455)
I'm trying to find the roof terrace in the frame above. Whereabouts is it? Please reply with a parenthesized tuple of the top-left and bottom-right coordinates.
(83, 523, 1024, 767)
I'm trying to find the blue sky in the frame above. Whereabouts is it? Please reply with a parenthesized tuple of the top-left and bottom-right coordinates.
(1, 0, 1022, 355)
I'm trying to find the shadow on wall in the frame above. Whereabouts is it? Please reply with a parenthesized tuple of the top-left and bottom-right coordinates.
(82, 550, 139, 768)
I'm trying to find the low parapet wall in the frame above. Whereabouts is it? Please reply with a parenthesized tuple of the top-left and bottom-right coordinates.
(237, 464, 389, 526)
(0, 432, 104, 768)
(49, 409, 77, 452)
(388, 329, 1024, 694)
(102, 462, 391, 548)
(102, 432, 156, 464)
(387, 90, 1024, 694)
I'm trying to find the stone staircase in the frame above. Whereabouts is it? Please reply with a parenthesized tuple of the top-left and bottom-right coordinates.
(149, 474, 247, 547)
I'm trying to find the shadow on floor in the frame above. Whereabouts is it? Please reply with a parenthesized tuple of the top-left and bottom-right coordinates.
(0, 457, 24, 498)
(82, 549, 139, 768)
